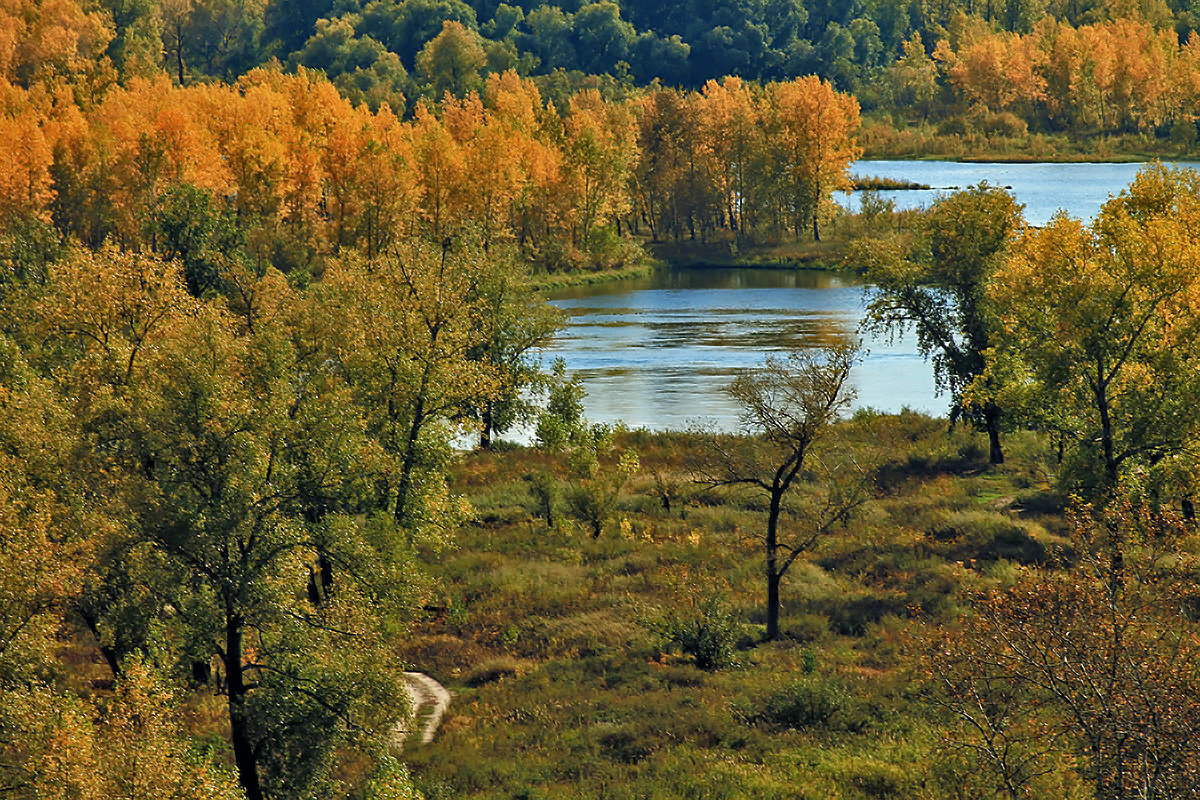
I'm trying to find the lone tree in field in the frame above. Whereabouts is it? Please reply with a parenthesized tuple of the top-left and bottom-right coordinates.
(701, 340, 868, 641)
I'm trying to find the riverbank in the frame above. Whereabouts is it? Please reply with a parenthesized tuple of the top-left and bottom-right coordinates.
(530, 238, 854, 293)
(647, 238, 851, 271)
(859, 119, 1194, 163)
(530, 259, 660, 291)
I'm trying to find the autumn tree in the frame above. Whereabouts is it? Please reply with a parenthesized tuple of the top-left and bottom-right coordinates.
(0, 661, 243, 800)
(564, 89, 637, 253)
(862, 184, 1025, 464)
(926, 501, 1200, 798)
(311, 237, 500, 526)
(989, 165, 1200, 496)
(696, 76, 760, 236)
(25, 247, 419, 800)
(760, 76, 861, 242)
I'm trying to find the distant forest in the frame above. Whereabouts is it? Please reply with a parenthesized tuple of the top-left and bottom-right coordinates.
(0, 0, 1184, 145)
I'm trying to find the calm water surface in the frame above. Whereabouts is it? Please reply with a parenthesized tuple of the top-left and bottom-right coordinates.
(842, 159, 1200, 224)
(544, 269, 939, 433)
(543, 161, 1185, 434)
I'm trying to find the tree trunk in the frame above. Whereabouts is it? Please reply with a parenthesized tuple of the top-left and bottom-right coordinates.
(766, 568, 781, 642)
(765, 488, 783, 641)
(1095, 367, 1118, 488)
(985, 403, 1004, 465)
(480, 401, 494, 450)
(395, 360, 432, 523)
(79, 607, 120, 678)
(226, 613, 264, 800)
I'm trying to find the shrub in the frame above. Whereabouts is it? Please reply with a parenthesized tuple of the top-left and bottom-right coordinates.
(534, 359, 587, 451)
(649, 593, 743, 671)
(980, 111, 1027, 137)
(936, 116, 970, 136)
(782, 613, 829, 643)
(526, 469, 560, 528)
(596, 724, 655, 764)
(930, 510, 1046, 564)
(762, 677, 866, 731)
(465, 656, 524, 687)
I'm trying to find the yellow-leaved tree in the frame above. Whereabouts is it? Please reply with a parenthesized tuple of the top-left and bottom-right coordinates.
(761, 76, 861, 242)
(989, 164, 1200, 498)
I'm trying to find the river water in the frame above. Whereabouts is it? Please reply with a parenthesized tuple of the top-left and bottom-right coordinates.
(540, 160, 1191, 434)
(842, 159, 1200, 225)
(543, 269, 937, 432)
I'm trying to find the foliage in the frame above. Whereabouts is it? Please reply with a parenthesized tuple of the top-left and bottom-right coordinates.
(564, 425, 640, 538)
(861, 183, 1026, 464)
(925, 500, 1200, 799)
(645, 575, 743, 670)
(534, 360, 588, 450)
(988, 164, 1200, 497)
(762, 677, 865, 731)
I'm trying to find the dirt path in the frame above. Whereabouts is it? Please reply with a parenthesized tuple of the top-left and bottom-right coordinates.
(396, 671, 452, 746)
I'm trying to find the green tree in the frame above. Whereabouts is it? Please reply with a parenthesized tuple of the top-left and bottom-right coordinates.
(571, 2, 636, 75)
(861, 183, 1025, 464)
(24, 248, 420, 800)
(124, 304, 416, 800)
(465, 256, 563, 449)
(416, 20, 487, 98)
(148, 182, 244, 297)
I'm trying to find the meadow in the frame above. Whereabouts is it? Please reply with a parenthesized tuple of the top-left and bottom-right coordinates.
(399, 416, 1081, 798)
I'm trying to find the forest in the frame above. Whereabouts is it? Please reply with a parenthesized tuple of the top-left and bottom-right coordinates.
(5, 0, 1200, 797)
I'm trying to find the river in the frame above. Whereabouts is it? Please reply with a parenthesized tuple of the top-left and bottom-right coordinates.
(540, 160, 1186, 434)
(842, 159, 1200, 225)
(542, 268, 936, 433)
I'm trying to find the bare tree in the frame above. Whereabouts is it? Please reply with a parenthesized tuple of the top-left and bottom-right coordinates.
(700, 339, 872, 640)
(925, 502, 1200, 799)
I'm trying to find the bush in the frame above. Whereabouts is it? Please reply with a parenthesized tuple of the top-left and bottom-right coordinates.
(762, 677, 866, 731)
(980, 111, 1027, 137)
(782, 613, 829, 643)
(649, 594, 743, 671)
(534, 362, 587, 450)
(930, 510, 1046, 564)
(936, 116, 970, 136)
(465, 656, 524, 687)
(526, 469, 560, 528)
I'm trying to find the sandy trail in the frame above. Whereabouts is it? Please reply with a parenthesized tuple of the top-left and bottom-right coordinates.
(396, 671, 451, 745)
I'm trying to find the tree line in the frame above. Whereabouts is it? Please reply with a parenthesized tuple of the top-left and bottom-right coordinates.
(0, 65, 860, 285)
(9, 0, 1200, 142)
(886, 15, 1200, 136)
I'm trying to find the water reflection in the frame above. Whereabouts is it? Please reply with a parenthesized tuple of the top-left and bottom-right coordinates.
(542, 268, 940, 433)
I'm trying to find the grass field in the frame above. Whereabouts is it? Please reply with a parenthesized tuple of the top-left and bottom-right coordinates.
(399, 414, 1074, 799)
